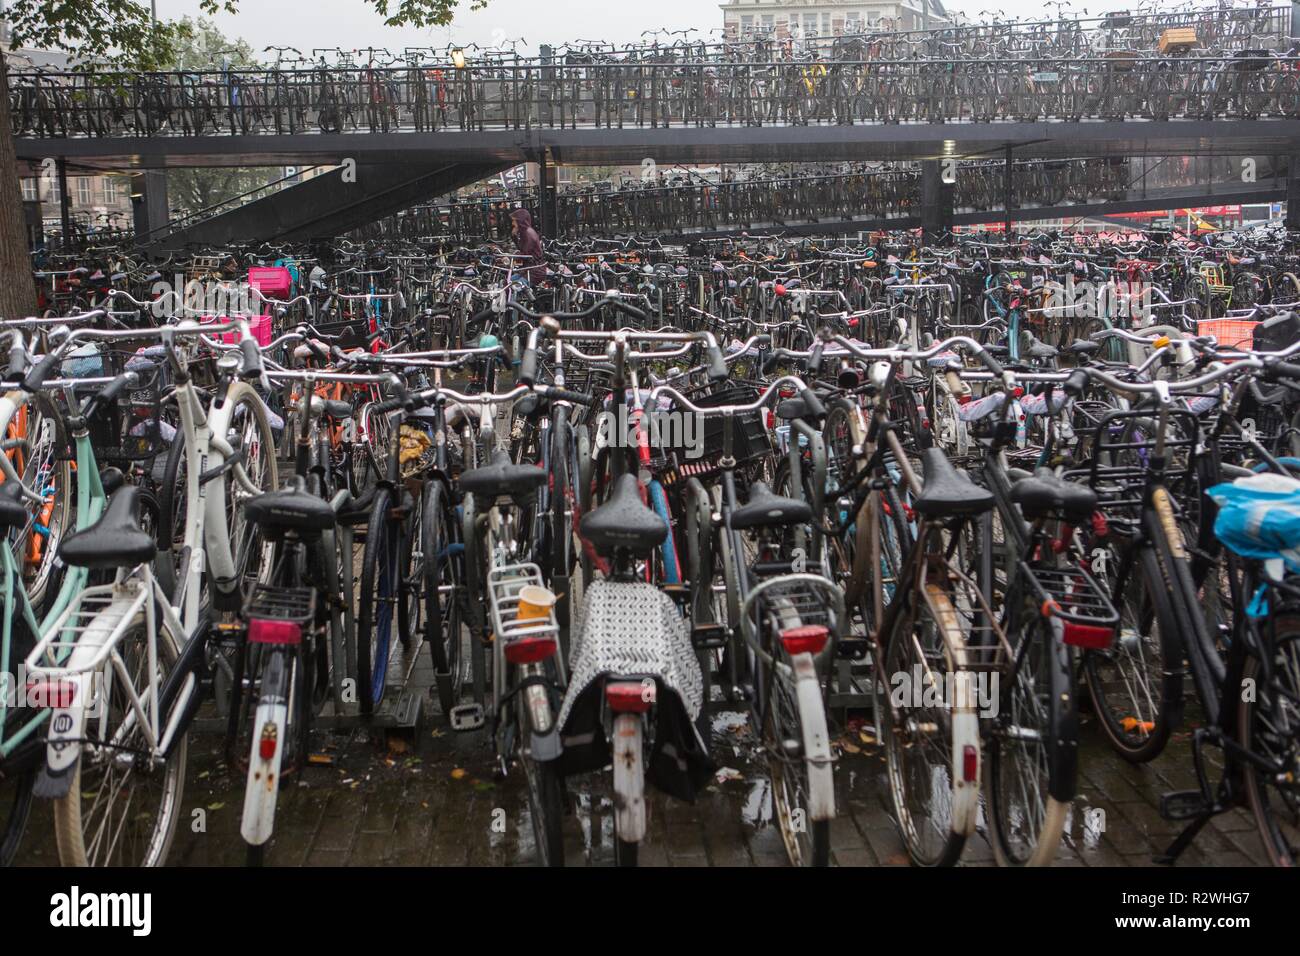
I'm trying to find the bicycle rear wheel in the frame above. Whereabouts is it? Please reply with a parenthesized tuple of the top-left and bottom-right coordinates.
(879, 584, 977, 867)
(987, 611, 1074, 866)
(52, 610, 187, 866)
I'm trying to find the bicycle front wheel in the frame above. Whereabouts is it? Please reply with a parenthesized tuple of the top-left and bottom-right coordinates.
(357, 488, 400, 713)
(1241, 616, 1300, 867)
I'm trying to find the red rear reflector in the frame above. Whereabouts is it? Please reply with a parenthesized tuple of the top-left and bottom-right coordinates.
(1061, 621, 1115, 650)
(606, 681, 652, 713)
(258, 724, 278, 760)
(962, 744, 978, 782)
(248, 619, 302, 645)
(25, 679, 77, 709)
(781, 625, 829, 655)
(504, 636, 557, 664)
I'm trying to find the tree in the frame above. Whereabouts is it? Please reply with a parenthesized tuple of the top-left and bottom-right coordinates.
(163, 18, 283, 223)
(0, 0, 482, 319)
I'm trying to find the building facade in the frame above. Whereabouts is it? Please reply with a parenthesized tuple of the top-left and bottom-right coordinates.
(721, 0, 950, 39)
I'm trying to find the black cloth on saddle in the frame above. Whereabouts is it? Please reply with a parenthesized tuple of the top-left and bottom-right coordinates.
(558, 677, 713, 804)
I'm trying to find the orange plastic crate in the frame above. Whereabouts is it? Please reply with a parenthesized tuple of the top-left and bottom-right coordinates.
(1197, 318, 1259, 349)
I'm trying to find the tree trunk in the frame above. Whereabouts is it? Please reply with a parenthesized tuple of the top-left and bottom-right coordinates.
(0, 53, 37, 320)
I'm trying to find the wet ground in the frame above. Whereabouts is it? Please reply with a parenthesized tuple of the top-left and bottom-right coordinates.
(17, 693, 1268, 867)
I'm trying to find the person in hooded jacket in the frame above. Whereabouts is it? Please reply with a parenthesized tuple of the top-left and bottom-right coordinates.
(510, 208, 546, 284)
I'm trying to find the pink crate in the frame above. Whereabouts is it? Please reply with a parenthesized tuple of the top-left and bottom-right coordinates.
(248, 266, 292, 299)
(201, 314, 272, 347)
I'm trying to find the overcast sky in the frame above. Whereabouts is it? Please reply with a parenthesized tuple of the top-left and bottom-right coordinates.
(158, 0, 1219, 57)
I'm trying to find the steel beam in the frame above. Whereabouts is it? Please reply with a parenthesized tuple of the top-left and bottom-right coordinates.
(152, 161, 511, 248)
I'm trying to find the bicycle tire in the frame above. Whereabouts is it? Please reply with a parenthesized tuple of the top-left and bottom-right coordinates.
(1240, 615, 1300, 867)
(1083, 542, 1181, 762)
(357, 488, 397, 714)
(52, 610, 187, 866)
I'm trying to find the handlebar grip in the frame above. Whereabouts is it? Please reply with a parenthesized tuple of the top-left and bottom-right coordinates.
(306, 338, 329, 364)
(798, 384, 826, 418)
(99, 370, 138, 405)
(239, 338, 264, 381)
(807, 341, 825, 373)
(373, 398, 405, 415)
(542, 386, 599, 407)
(7, 343, 26, 379)
(1269, 360, 1300, 381)
(518, 345, 539, 386)
(1063, 368, 1090, 396)
(21, 353, 59, 392)
(706, 344, 729, 382)
(974, 346, 1004, 378)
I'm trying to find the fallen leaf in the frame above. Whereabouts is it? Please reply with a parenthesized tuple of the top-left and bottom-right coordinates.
(715, 767, 743, 784)
(388, 738, 409, 754)
(206, 802, 225, 811)
(450, 767, 468, 780)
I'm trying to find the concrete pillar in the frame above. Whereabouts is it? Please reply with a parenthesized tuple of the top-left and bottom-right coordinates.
(538, 154, 558, 238)
(1287, 157, 1300, 230)
(56, 158, 71, 248)
(920, 159, 953, 244)
(131, 170, 170, 243)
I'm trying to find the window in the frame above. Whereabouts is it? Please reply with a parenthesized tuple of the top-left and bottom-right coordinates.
(20, 179, 36, 202)
(44, 177, 61, 203)
(761, 14, 774, 29)
(846, 12, 862, 31)
(822, 13, 832, 33)
(75, 177, 93, 206)
(741, 14, 753, 32)
(103, 177, 124, 203)
(803, 13, 818, 35)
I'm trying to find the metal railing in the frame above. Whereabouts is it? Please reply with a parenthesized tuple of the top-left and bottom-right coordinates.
(13, 52, 1300, 139)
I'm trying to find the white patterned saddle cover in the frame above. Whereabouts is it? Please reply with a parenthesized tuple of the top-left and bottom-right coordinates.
(558, 579, 703, 732)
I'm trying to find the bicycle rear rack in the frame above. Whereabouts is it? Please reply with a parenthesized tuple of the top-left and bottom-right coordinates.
(244, 585, 315, 624)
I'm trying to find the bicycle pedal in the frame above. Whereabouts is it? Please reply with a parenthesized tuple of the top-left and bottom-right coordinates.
(449, 702, 485, 732)
(836, 637, 870, 661)
(691, 624, 728, 650)
(1160, 789, 1211, 821)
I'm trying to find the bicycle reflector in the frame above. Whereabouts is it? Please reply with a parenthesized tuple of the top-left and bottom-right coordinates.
(962, 744, 978, 783)
(1060, 621, 1115, 650)
(248, 619, 303, 645)
(780, 625, 829, 655)
(25, 679, 77, 709)
(605, 680, 652, 713)
(503, 635, 557, 664)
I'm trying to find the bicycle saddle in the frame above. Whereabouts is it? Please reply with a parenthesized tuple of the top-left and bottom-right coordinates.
(244, 476, 336, 538)
(731, 481, 812, 530)
(1011, 469, 1098, 524)
(580, 473, 666, 555)
(1026, 340, 1059, 361)
(459, 450, 546, 500)
(775, 397, 813, 421)
(0, 482, 28, 530)
(913, 447, 994, 518)
(58, 485, 156, 569)
(1064, 338, 1101, 355)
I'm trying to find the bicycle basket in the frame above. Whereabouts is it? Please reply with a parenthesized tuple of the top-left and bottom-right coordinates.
(57, 347, 169, 463)
(661, 380, 771, 482)
(1197, 318, 1259, 350)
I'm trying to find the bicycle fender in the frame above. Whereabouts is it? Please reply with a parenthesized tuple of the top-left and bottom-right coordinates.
(790, 651, 835, 823)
